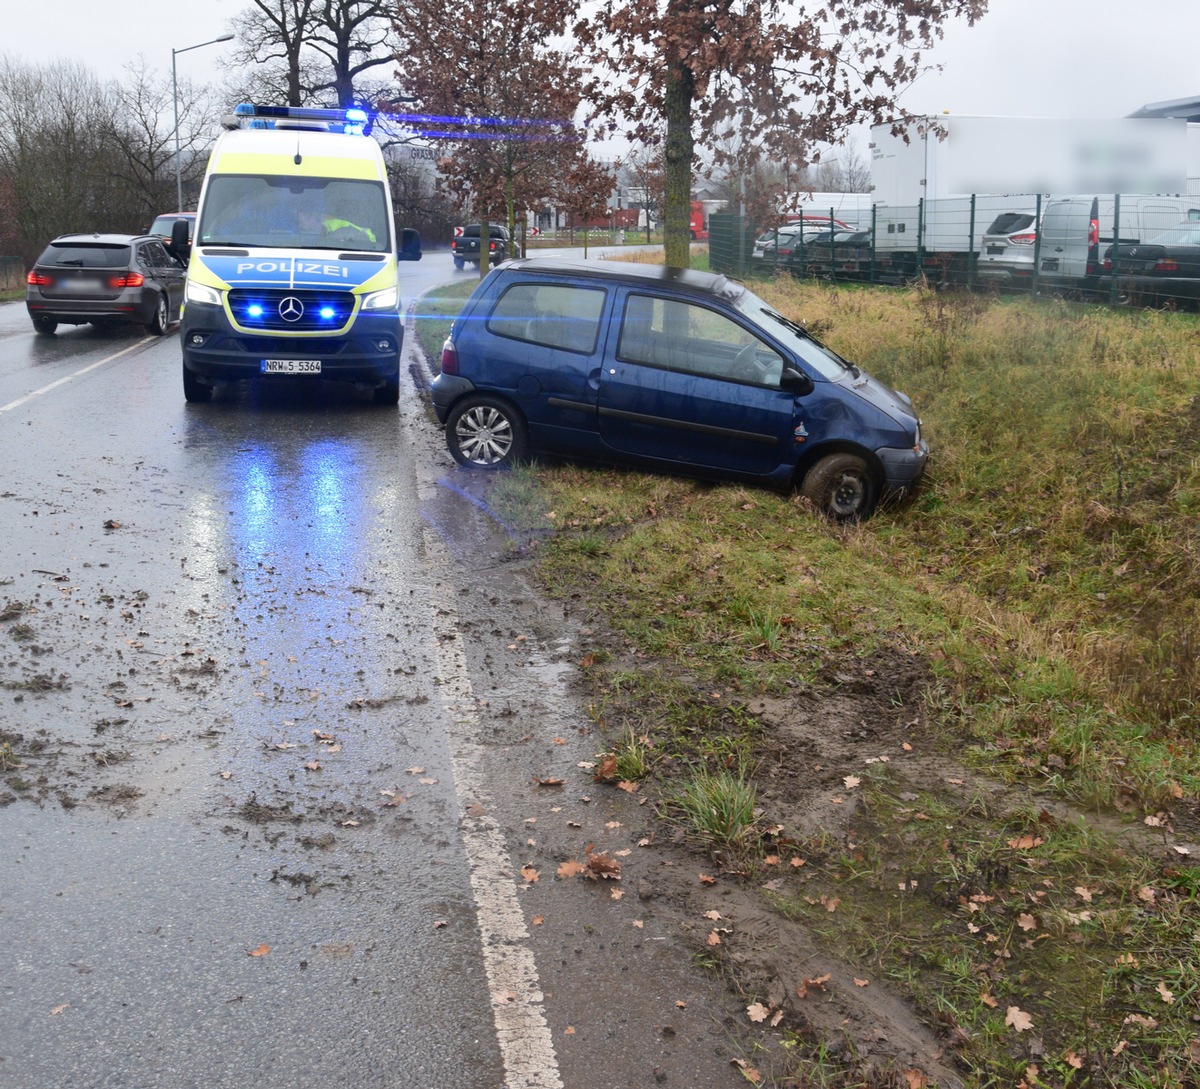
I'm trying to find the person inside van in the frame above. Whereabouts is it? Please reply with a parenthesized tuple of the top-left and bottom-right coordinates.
(297, 196, 376, 246)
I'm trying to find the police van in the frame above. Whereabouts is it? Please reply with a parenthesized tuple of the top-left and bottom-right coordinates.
(170, 104, 421, 405)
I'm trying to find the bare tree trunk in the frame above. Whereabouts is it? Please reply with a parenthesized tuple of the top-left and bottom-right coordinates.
(662, 7, 694, 270)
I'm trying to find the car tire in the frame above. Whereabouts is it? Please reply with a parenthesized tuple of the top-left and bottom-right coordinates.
(800, 453, 879, 521)
(182, 362, 213, 403)
(146, 294, 169, 336)
(445, 395, 528, 469)
(453, 256, 465, 270)
(32, 315, 58, 336)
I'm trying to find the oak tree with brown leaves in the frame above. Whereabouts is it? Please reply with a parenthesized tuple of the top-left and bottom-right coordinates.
(391, 0, 592, 271)
(573, 0, 988, 267)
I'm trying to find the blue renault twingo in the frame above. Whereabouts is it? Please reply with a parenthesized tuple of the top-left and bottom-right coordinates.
(431, 257, 928, 520)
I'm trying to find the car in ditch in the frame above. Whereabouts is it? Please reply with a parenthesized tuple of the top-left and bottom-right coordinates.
(430, 257, 928, 520)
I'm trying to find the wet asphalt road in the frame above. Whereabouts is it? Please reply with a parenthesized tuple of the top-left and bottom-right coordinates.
(0, 254, 749, 1089)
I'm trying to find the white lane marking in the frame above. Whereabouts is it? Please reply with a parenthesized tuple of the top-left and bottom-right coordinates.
(429, 592, 564, 1089)
(0, 339, 151, 413)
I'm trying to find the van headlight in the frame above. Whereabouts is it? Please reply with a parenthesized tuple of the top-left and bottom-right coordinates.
(186, 281, 223, 307)
(362, 286, 398, 311)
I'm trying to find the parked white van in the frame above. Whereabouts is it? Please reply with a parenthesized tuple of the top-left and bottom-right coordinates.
(1037, 195, 1200, 294)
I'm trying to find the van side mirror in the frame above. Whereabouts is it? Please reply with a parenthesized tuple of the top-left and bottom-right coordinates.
(169, 218, 191, 263)
(399, 227, 422, 262)
(780, 366, 814, 395)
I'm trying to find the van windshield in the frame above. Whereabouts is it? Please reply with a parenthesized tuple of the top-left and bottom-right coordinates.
(198, 176, 389, 252)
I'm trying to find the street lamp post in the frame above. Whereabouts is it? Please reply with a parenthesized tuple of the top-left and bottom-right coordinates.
(172, 33, 234, 211)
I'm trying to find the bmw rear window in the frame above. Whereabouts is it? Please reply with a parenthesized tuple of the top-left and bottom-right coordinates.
(39, 243, 131, 268)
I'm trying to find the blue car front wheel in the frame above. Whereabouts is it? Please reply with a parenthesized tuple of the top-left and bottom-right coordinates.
(800, 453, 878, 521)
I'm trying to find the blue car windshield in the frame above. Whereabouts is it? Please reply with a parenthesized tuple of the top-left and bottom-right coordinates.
(732, 289, 853, 381)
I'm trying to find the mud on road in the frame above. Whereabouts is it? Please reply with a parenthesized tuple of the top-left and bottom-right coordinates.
(4, 471, 1196, 1089)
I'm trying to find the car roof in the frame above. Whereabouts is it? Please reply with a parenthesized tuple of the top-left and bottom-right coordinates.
(494, 256, 742, 300)
(48, 233, 152, 245)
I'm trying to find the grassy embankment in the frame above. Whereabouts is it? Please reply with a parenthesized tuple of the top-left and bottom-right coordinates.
(415, 268, 1200, 1088)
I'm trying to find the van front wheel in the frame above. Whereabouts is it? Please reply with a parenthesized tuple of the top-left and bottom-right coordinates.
(446, 395, 527, 469)
(800, 453, 878, 521)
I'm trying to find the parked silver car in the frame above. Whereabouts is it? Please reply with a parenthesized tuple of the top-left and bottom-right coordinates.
(976, 211, 1038, 286)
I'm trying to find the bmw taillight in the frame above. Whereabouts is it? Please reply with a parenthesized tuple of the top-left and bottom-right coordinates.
(109, 272, 144, 288)
(26, 270, 52, 286)
(440, 337, 459, 376)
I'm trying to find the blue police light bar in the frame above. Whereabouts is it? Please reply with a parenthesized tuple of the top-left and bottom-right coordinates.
(230, 103, 373, 135)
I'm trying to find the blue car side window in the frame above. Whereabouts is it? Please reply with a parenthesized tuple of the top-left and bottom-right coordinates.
(487, 283, 605, 354)
(618, 293, 784, 387)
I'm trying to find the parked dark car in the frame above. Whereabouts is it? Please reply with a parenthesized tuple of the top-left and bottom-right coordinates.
(1100, 220, 1200, 307)
(430, 257, 928, 520)
(26, 234, 186, 336)
(451, 223, 511, 270)
(751, 226, 817, 272)
(148, 212, 196, 247)
(786, 230, 873, 279)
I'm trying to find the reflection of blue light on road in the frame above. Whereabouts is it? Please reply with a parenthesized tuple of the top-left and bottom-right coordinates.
(301, 442, 348, 545)
(225, 441, 353, 568)
(239, 453, 276, 547)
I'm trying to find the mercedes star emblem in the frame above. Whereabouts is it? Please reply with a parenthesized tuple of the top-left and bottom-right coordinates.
(278, 296, 304, 322)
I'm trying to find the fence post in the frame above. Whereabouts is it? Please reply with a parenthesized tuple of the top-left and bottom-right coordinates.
(967, 194, 977, 290)
(1032, 193, 1042, 299)
(917, 198, 925, 283)
(1110, 194, 1121, 306)
(869, 205, 877, 284)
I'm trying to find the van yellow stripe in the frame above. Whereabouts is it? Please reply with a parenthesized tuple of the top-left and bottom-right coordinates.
(209, 151, 378, 180)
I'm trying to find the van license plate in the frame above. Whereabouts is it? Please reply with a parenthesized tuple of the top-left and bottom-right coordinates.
(262, 360, 321, 375)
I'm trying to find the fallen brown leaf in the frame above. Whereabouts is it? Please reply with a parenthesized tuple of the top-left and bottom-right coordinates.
(584, 852, 621, 880)
(1006, 1006, 1034, 1032)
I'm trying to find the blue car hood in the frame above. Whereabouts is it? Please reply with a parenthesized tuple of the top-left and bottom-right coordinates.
(846, 368, 919, 424)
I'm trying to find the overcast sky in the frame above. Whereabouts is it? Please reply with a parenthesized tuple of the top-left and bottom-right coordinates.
(2, 0, 1195, 126)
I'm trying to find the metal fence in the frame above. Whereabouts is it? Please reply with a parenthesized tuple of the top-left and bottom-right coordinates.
(709, 193, 1200, 310)
(0, 256, 24, 292)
